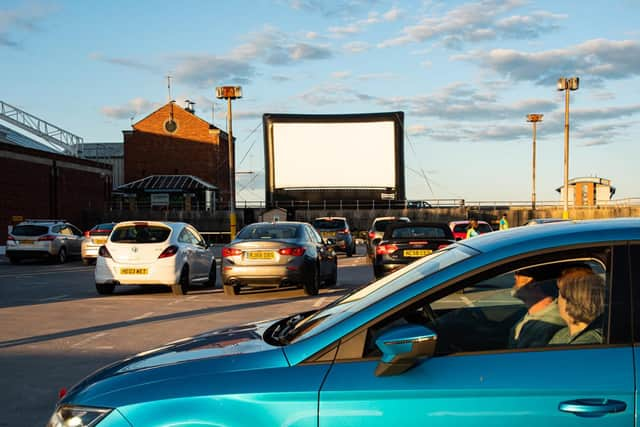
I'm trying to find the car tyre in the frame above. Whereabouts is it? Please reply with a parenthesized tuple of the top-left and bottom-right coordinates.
(303, 264, 320, 296)
(204, 261, 217, 288)
(57, 247, 67, 264)
(96, 283, 115, 295)
(8, 256, 19, 265)
(346, 243, 354, 257)
(223, 283, 240, 296)
(172, 267, 189, 295)
(325, 262, 338, 287)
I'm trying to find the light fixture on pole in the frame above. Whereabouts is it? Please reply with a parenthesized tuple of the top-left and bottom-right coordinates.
(557, 77, 579, 219)
(526, 114, 543, 210)
(215, 85, 242, 239)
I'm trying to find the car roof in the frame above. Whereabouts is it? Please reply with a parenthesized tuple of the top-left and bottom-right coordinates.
(372, 216, 410, 222)
(383, 222, 454, 238)
(245, 221, 307, 226)
(313, 217, 347, 220)
(113, 221, 190, 231)
(449, 220, 490, 225)
(459, 218, 640, 254)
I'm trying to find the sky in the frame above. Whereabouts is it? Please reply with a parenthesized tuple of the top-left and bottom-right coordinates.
(2, 0, 639, 203)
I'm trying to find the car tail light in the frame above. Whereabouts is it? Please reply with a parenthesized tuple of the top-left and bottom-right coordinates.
(438, 243, 451, 249)
(158, 245, 179, 259)
(222, 247, 242, 257)
(368, 231, 375, 239)
(376, 244, 398, 255)
(38, 235, 55, 241)
(279, 247, 305, 256)
(341, 228, 350, 234)
(7, 236, 15, 242)
(98, 246, 111, 258)
(84, 231, 91, 238)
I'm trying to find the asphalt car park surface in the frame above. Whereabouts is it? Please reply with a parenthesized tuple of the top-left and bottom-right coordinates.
(0, 247, 373, 426)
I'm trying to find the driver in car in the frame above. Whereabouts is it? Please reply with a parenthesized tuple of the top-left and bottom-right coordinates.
(508, 267, 565, 348)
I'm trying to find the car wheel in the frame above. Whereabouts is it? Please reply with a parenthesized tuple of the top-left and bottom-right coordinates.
(57, 247, 67, 264)
(325, 262, 338, 287)
(204, 262, 217, 288)
(95, 283, 115, 295)
(172, 267, 189, 295)
(346, 244, 353, 257)
(303, 264, 320, 296)
(223, 283, 240, 296)
(373, 265, 384, 279)
(8, 256, 19, 265)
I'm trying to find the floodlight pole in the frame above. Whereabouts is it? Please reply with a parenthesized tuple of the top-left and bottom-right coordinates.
(527, 114, 543, 210)
(557, 77, 579, 220)
(216, 86, 242, 239)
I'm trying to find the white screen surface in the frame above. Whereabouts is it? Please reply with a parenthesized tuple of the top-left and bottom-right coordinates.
(272, 121, 396, 188)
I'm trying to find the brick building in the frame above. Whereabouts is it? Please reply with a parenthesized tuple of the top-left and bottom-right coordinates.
(124, 102, 230, 205)
(0, 141, 112, 242)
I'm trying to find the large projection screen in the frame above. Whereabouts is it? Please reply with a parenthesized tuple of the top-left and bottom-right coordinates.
(273, 121, 395, 188)
(264, 112, 405, 203)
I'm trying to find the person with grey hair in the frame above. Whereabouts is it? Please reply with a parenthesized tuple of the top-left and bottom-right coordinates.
(548, 271, 606, 345)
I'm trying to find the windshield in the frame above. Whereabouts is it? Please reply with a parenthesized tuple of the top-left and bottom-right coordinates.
(236, 224, 301, 240)
(284, 244, 477, 343)
(312, 219, 346, 229)
(111, 225, 171, 243)
(11, 225, 48, 236)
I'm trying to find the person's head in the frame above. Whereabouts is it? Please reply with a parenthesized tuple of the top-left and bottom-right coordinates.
(502, 213, 507, 218)
(557, 269, 605, 326)
(469, 219, 478, 229)
(511, 266, 558, 307)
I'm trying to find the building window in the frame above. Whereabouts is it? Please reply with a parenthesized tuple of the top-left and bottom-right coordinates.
(164, 119, 178, 133)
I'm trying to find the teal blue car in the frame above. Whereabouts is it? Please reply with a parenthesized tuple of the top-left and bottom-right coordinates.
(48, 218, 639, 426)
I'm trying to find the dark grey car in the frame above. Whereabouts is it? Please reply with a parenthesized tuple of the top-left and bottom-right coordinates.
(311, 217, 356, 257)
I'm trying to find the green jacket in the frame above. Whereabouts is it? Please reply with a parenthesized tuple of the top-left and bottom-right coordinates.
(548, 325, 603, 345)
(509, 300, 565, 348)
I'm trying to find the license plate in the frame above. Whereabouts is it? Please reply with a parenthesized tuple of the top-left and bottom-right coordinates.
(247, 251, 275, 260)
(93, 238, 107, 244)
(20, 240, 34, 245)
(403, 249, 432, 257)
(120, 268, 148, 275)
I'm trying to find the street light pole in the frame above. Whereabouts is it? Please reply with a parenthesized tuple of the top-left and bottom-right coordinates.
(557, 77, 579, 220)
(526, 114, 543, 210)
(216, 86, 243, 239)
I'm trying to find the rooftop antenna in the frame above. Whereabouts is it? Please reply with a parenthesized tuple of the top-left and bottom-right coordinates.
(167, 75, 172, 102)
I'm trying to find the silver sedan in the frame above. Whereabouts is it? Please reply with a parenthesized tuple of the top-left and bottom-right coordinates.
(221, 221, 338, 296)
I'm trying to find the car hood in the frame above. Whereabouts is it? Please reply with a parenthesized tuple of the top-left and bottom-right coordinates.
(62, 319, 289, 407)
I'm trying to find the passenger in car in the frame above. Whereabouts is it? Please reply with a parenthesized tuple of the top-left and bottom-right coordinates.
(548, 270, 605, 345)
(508, 268, 565, 348)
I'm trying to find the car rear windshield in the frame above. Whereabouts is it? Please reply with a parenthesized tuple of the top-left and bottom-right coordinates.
(11, 225, 49, 236)
(237, 224, 300, 240)
(374, 219, 406, 232)
(453, 224, 467, 233)
(110, 225, 171, 243)
(312, 219, 346, 229)
(478, 224, 493, 233)
(93, 223, 115, 231)
(390, 226, 449, 239)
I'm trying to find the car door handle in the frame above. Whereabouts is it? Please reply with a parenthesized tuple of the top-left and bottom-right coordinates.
(559, 399, 627, 417)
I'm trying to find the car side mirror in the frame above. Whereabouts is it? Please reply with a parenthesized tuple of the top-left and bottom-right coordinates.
(326, 238, 336, 246)
(374, 324, 437, 377)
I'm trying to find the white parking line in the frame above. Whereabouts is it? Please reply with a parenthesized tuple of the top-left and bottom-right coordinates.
(71, 332, 107, 348)
(313, 297, 327, 307)
(0, 268, 92, 278)
(127, 312, 155, 322)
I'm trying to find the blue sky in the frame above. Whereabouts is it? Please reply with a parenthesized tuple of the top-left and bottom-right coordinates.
(2, 0, 639, 203)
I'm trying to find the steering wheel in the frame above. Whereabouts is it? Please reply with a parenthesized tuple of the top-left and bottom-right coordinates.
(420, 304, 439, 328)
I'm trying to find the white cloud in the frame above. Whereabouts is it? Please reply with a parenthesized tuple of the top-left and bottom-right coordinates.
(0, 3, 56, 48)
(101, 98, 158, 120)
(455, 39, 640, 85)
(343, 41, 370, 53)
(383, 6, 402, 21)
(89, 52, 156, 72)
(331, 71, 351, 79)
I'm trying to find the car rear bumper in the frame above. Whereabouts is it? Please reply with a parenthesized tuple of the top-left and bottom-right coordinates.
(81, 242, 102, 259)
(95, 257, 179, 286)
(5, 249, 53, 259)
(221, 264, 306, 286)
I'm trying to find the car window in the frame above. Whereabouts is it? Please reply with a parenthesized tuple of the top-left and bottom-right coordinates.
(68, 225, 82, 236)
(363, 246, 612, 358)
(312, 219, 346, 229)
(111, 225, 171, 243)
(304, 225, 322, 244)
(390, 226, 448, 239)
(188, 228, 207, 246)
(453, 224, 467, 233)
(478, 223, 493, 233)
(11, 225, 48, 236)
(237, 224, 300, 240)
(374, 220, 401, 232)
(178, 228, 197, 244)
(59, 226, 74, 236)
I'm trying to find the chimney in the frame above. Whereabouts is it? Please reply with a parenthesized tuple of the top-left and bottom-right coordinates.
(184, 100, 195, 114)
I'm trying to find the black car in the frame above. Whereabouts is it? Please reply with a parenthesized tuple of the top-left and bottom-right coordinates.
(311, 217, 356, 257)
(373, 222, 454, 278)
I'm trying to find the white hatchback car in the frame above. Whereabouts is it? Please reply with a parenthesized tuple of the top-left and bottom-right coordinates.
(94, 221, 216, 295)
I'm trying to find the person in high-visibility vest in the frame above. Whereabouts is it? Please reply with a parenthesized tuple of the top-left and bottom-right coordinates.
(499, 213, 509, 230)
(466, 219, 479, 239)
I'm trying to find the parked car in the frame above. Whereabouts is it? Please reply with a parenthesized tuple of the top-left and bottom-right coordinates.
(221, 221, 337, 296)
(311, 216, 356, 256)
(373, 222, 454, 278)
(94, 221, 216, 296)
(5, 219, 83, 264)
(525, 218, 570, 226)
(49, 218, 638, 426)
(449, 219, 493, 240)
(81, 222, 116, 265)
(366, 216, 411, 260)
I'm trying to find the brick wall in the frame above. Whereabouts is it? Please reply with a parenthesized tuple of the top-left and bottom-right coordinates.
(0, 143, 111, 243)
(124, 103, 230, 201)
